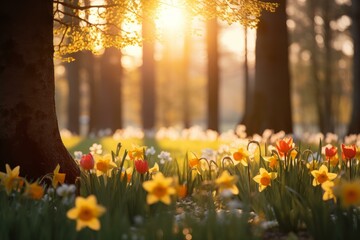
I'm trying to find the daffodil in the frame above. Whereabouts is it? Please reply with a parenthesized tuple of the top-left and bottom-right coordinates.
(215, 170, 239, 195)
(306, 160, 320, 171)
(142, 172, 176, 205)
(232, 147, 249, 166)
(25, 182, 44, 200)
(0, 164, 22, 194)
(321, 181, 336, 202)
(67, 195, 106, 231)
(52, 164, 66, 188)
(149, 162, 159, 174)
(121, 167, 133, 183)
(263, 156, 279, 170)
(128, 145, 146, 160)
(94, 154, 117, 176)
(311, 165, 337, 187)
(337, 180, 360, 208)
(253, 168, 277, 192)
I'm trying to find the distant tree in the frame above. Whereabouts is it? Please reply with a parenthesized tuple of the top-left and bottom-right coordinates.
(65, 53, 81, 134)
(141, 15, 156, 131)
(98, 48, 123, 132)
(206, 17, 220, 132)
(348, 0, 360, 134)
(243, 0, 292, 135)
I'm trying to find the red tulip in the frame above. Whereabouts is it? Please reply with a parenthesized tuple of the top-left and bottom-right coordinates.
(80, 153, 95, 170)
(276, 137, 293, 156)
(325, 145, 337, 159)
(135, 160, 149, 174)
(342, 144, 356, 159)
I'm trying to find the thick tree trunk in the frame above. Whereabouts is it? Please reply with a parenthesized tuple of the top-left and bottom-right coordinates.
(240, 26, 251, 126)
(243, 0, 292, 135)
(0, 0, 79, 182)
(141, 16, 156, 131)
(348, 0, 360, 134)
(183, 25, 191, 129)
(206, 18, 219, 132)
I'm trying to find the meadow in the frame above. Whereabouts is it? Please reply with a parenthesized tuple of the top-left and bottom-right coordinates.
(1, 126, 360, 240)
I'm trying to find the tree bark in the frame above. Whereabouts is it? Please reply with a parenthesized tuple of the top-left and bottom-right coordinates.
(206, 17, 219, 132)
(98, 48, 123, 131)
(0, 0, 79, 182)
(348, 0, 360, 134)
(243, 0, 292, 135)
(141, 16, 156, 131)
(65, 53, 81, 134)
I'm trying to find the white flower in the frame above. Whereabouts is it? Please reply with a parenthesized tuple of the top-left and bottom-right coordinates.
(158, 151, 172, 164)
(89, 143, 103, 155)
(201, 148, 215, 161)
(145, 146, 156, 156)
(56, 184, 76, 197)
(74, 151, 83, 160)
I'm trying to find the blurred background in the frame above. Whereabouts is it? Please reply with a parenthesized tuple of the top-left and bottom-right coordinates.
(54, 0, 355, 138)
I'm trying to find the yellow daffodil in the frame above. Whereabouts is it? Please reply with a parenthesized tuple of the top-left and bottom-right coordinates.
(337, 180, 360, 208)
(189, 157, 200, 169)
(215, 170, 239, 195)
(263, 156, 279, 170)
(321, 181, 336, 202)
(253, 168, 277, 192)
(25, 182, 44, 200)
(94, 154, 117, 176)
(128, 145, 145, 160)
(142, 172, 176, 205)
(67, 195, 106, 231)
(306, 160, 320, 171)
(121, 167, 133, 183)
(311, 165, 337, 187)
(232, 147, 249, 166)
(52, 164, 66, 188)
(0, 164, 22, 194)
(149, 162, 159, 174)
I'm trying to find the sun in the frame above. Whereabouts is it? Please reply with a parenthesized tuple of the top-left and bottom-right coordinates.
(155, 0, 186, 31)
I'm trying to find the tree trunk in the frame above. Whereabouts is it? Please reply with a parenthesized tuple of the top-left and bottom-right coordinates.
(65, 53, 81, 134)
(98, 48, 123, 131)
(183, 24, 191, 129)
(206, 17, 219, 132)
(240, 26, 251, 126)
(323, 0, 335, 133)
(348, 0, 360, 134)
(141, 16, 156, 131)
(0, 0, 79, 182)
(243, 0, 292, 135)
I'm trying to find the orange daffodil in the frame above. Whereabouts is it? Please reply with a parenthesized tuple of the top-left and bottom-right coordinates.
(143, 172, 176, 205)
(232, 147, 250, 166)
(94, 154, 117, 176)
(311, 165, 337, 187)
(67, 195, 106, 231)
(253, 168, 277, 192)
(337, 180, 360, 208)
(25, 182, 44, 200)
(264, 155, 279, 170)
(215, 170, 239, 195)
(128, 145, 146, 161)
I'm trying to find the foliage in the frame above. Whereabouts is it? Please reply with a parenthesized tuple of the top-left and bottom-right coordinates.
(53, 0, 278, 60)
